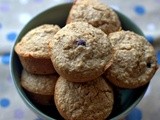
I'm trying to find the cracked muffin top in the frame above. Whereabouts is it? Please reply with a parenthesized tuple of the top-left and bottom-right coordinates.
(49, 22, 113, 82)
(67, 0, 121, 34)
(105, 30, 158, 88)
(54, 76, 114, 120)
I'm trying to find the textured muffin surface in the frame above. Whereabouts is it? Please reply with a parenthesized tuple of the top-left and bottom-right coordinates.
(21, 70, 59, 105)
(15, 24, 60, 58)
(54, 76, 114, 120)
(21, 70, 58, 95)
(15, 24, 60, 74)
(67, 0, 121, 34)
(50, 22, 112, 82)
(105, 31, 158, 88)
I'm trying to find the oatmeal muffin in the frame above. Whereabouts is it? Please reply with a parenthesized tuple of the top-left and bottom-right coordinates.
(49, 22, 113, 82)
(105, 30, 158, 88)
(67, 0, 121, 34)
(15, 24, 60, 74)
(54, 76, 114, 120)
(21, 70, 59, 105)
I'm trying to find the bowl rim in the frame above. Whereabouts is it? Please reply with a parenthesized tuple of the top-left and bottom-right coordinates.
(10, 2, 148, 120)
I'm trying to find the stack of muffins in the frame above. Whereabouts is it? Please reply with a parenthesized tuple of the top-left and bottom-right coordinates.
(15, 24, 61, 105)
(15, 0, 158, 119)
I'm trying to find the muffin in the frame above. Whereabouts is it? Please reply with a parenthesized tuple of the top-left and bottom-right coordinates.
(21, 70, 59, 105)
(67, 0, 121, 34)
(105, 31, 158, 88)
(15, 24, 60, 74)
(54, 76, 114, 120)
(49, 22, 113, 82)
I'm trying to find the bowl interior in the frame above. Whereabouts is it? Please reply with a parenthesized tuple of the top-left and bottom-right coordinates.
(10, 3, 148, 120)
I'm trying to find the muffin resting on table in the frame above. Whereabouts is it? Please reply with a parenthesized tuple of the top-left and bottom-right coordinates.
(21, 70, 59, 105)
(15, 24, 60, 74)
(54, 76, 114, 120)
(67, 0, 121, 34)
(105, 31, 158, 88)
(49, 22, 113, 82)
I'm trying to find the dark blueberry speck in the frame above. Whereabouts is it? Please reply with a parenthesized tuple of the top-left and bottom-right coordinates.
(77, 39, 86, 46)
(147, 62, 151, 68)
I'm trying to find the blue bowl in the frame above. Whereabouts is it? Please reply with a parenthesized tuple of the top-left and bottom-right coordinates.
(10, 3, 148, 120)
